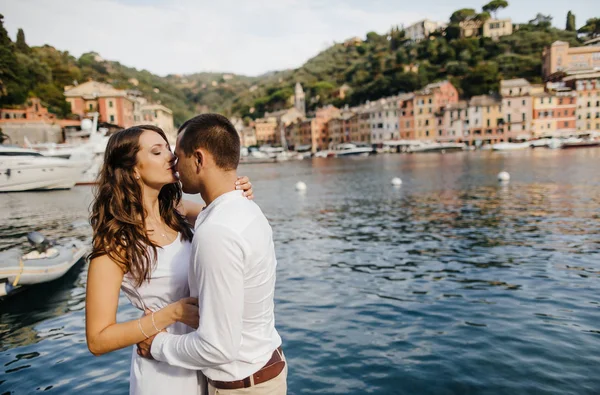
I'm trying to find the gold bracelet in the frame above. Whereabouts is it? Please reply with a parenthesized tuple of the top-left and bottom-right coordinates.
(138, 317, 150, 339)
(151, 312, 161, 333)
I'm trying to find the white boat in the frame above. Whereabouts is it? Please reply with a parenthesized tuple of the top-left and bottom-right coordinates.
(0, 232, 88, 297)
(0, 145, 89, 192)
(314, 150, 336, 158)
(239, 149, 277, 164)
(491, 142, 531, 151)
(332, 143, 373, 157)
(408, 142, 466, 153)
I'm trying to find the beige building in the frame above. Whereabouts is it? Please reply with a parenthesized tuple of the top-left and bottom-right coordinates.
(460, 18, 512, 39)
(500, 78, 533, 140)
(254, 116, 278, 145)
(483, 18, 513, 39)
(441, 101, 469, 142)
(240, 125, 257, 147)
(404, 19, 446, 41)
(140, 104, 175, 141)
(542, 41, 600, 78)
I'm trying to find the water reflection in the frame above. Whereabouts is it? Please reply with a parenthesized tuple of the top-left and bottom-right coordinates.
(1, 151, 600, 394)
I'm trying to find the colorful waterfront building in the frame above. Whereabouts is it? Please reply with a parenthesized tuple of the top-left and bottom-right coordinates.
(531, 89, 577, 138)
(500, 78, 533, 141)
(441, 101, 469, 142)
(64, 81, 134, 128)
(564, 72, 600, 133)
(467, 95, 504, 146)
(398, 94, 415, 140)
(254, 116, 278, 145)
(413, 81, 459, 140)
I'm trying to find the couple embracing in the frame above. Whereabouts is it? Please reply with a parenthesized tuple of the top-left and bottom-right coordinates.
(85, 114, 286, 394)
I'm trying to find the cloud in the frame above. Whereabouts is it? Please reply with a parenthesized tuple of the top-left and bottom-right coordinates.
(2, 0, 431, 76)
(2, 0, 594, 76)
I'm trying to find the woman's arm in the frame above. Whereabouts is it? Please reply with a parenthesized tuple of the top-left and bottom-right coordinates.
(85, 255, 197, 356)
(179, 176, 254, 227)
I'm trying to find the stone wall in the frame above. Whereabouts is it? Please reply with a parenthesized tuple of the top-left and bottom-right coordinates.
(0, 123, 63, 145)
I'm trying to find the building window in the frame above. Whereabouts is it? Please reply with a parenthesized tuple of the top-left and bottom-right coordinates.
(522, 100, 526, 106)
(426, 131, 429, 136)
(110, 115, 115, 122)
(89, 103, 93, 110)
(559, 99, 563, 105)
(507, 114, 511, 122)
(425, 120, 429, 126)
(564, 122, 568, 128)
(487, 119, 490, 127)
(438, 130, 443, 136)
(109, 101, 113, 108)
(508, 101, 511, 107)
(522, 113, 526, 121)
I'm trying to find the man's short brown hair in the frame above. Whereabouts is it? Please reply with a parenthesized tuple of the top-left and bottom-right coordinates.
(177, 113, 240, 170)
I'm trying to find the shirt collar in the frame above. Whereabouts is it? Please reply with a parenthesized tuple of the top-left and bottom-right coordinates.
(194, 190, 244, 230)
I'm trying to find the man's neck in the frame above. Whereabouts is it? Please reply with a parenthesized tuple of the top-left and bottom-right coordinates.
(200, 170, 238, 207)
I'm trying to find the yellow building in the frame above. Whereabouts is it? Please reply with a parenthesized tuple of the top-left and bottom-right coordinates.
(467, 95, 503, 145)
(254, 116, 278, 145)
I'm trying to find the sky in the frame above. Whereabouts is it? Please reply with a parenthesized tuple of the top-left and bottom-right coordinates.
(2, 0, 598, 77)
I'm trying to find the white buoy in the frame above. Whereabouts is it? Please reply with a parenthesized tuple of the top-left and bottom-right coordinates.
(497, 171, 510, 182)
(391, 177, 403, 186)
(295, 181, 307, 191)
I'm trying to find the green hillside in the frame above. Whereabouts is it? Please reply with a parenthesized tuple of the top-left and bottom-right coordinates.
(1, 9, 597, 126)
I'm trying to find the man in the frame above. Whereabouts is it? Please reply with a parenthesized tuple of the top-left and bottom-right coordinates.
(139, 113, 286, 394)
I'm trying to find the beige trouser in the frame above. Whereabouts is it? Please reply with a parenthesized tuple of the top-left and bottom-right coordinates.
(208, 357, 288, 395)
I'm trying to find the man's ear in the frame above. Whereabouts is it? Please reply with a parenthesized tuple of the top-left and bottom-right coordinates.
(194, 150, 203, 172)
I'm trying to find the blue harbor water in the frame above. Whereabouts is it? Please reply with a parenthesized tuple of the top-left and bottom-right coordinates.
(1, 149, 600, 394)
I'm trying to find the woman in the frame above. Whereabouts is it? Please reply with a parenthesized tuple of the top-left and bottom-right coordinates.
(85, 125, 254, 394)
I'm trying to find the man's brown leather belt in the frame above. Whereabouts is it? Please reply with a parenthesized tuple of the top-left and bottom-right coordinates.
(207, 347, 285, 390)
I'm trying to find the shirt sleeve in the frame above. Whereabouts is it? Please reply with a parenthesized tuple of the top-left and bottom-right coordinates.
(151, 223, 246, 370)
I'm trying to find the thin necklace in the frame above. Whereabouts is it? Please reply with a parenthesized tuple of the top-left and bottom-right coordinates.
(148, 216, 168, 239)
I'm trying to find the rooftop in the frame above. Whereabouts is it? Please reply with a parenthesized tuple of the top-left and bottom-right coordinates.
(64, 81, 127, 99)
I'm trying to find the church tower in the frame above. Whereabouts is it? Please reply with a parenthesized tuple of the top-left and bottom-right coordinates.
(294, 82, 305, 116)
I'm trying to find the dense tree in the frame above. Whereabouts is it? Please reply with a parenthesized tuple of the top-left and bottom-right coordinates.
(566, 11, 576, 32)
(450, 8, 477, 24)
(0, 14, 27, 106)
(461, 61, 499, 97)
(578, 18, 600, 38)
(529, 13, 553, 28)
(482, 0, 508, 19)
(15, 28, 29, 53)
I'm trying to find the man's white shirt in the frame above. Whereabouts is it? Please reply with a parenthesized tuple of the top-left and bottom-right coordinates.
(151, 190, 282, 381)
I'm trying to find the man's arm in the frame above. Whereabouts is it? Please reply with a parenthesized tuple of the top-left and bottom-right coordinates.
(150, 224, 246, 370)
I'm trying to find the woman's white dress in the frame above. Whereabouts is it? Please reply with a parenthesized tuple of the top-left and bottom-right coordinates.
(120, 234, 205, 395)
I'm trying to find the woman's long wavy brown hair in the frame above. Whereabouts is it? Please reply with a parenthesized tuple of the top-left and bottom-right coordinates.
(89, 125, 193, 286)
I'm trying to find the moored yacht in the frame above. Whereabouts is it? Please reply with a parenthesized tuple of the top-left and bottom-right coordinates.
(0, 145, 88, 192)
(491, 141, 531, 151)
(332, 143, 373, 157)
(407, 142, 466, 153)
